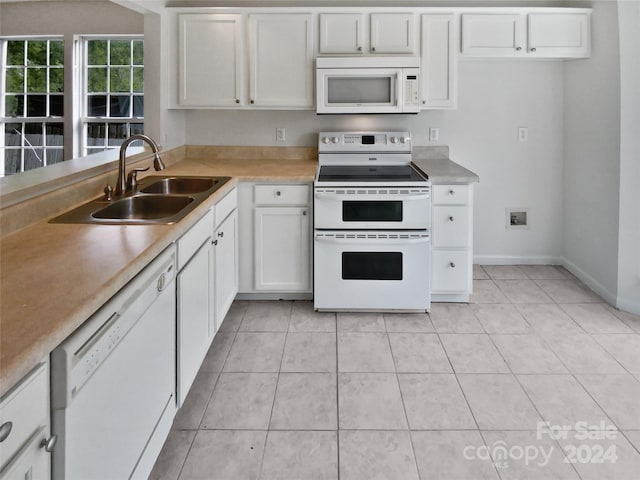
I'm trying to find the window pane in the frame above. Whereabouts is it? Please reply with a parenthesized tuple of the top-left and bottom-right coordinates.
(26, 95, 46, 116)
(27, 68, 47, 93)
(87, 67, 107, 92)
(131, 123, 144, 136)
(4, 149, 22, 175)
(24, 123, 44, 146)
(50, 41, 64, 66)
(88, 96, 107, 116)
(133, 40, 143, 65)
(49, 68, 64, 93)
(27, 41, 47, 66)
(132, 67, 144, 92)
(49, 95, 64, 117)
(88, 40, 107, 65)
(108, 123, 127, 147)
(46, 148, 64, 165)
(110, 67, 131, 92)
(87, 123, 106, 146)
(5, 95, 25, 117)
(110, 95, 130, 117)
(24, 148, 45, 171)
(5, 123, 22, 146)
(46, 123, 64, 146)
(133, 95, 144, 117)
(6, 68, 25, 93)
(110, 40, 131, 65)
(7, 41, 25, 65)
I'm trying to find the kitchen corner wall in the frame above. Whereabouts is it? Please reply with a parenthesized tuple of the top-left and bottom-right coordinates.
(181, 61, 565, 265)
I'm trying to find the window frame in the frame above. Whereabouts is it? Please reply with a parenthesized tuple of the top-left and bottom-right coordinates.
(1, 36, 66, 176)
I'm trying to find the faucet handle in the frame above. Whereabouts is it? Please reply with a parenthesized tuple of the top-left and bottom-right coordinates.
(127, 167, 150, 191)
(104, 184, 113, 201)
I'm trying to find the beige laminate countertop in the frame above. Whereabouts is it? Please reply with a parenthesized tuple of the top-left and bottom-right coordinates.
(0, 155, 317, 397)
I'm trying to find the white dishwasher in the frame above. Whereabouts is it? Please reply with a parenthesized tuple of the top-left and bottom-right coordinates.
(50, 245, 177, 480)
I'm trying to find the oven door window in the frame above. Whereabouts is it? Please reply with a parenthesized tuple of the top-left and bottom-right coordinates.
(343, 201, 403, 222)
(342, 252, 403, 280)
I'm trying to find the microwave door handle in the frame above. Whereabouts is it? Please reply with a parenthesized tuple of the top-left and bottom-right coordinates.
(315, 235, 430, 245)
(396, 70, 400, 106)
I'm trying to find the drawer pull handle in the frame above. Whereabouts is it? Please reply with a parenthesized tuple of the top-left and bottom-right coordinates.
(40, 435, 58, 452)
(218, 231, 224, 238)
(448, 216, 454, 222)
(449, 189, 455, 195)
(276, 191, 282, 196)
(450, 262, 456, 268)
(516, 46, 522, 51)
(0, 421, 12, 442)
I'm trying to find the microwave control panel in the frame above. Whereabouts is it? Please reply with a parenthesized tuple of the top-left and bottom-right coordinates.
(404, 74, 420, 109)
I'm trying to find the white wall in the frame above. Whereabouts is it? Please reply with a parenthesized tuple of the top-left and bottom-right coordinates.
(183, 60, 566, 263)
(563, 1, 621, 304)
(616, 0, 640, 313)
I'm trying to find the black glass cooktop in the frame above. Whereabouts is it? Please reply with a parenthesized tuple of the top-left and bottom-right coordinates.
(318, 165, 427, 182)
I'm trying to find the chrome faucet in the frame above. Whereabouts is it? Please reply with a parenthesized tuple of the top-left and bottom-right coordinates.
(114, 134, 165, 196)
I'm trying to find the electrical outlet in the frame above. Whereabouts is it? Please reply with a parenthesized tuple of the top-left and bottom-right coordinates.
(276, 127, 286, 142)
(429, 128, 439, 142)
(518, 127, 528, 142)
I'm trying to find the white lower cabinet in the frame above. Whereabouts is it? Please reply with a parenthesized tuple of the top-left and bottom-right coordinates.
(213, 190, 238, 328)
(431, 184, 474, 302)
(176, 210, 214, 406)
(0, 362, 52, 480)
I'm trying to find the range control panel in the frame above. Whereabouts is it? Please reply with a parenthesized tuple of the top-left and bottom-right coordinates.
(318, 131, 412, 153)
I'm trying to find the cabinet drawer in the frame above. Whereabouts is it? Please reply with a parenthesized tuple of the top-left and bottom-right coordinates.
(433, 185, 470, 205)
(432, 250, 470, 292)
(254, 184, 309, 206)
(215, 187, 237, 227)
(177, 210, 214, 271)
(432, 206, 470, 248)
(0, 363, 48, 469)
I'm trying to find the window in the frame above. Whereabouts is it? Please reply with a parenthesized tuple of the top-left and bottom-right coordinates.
(83, 38, 144, 155)
(1, 38, 64, 176)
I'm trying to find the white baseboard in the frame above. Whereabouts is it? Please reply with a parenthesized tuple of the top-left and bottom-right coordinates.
(560, 256, 618, 307)
(474, 254, 562, 265)
(612, 293, 640, 316)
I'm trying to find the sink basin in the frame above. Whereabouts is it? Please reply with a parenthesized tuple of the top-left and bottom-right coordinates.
(140, 177, 220, 195)
(92, 195, 194, 220)
(50, 175, 231, 225)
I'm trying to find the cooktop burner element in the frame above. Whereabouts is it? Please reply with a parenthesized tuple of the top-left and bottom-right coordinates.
(318, 165, 427, 182)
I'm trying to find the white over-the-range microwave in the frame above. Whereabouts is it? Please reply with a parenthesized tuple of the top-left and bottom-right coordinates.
(316, 56, 421, 114)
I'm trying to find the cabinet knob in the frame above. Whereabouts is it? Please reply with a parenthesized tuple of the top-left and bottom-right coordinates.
(0, 421, 12, 442)
(276, 191, 281, 196)
(213, 239, 218, 246)
(40, 435, 58, 453)
(302, 210, 307, 216)
(218, 231, 224, 238)
(235, 99, 240, 104)
(516, 46, 522, 51)
(371, 46, 377, 52)
(530, 47, 537, 52)
(449, 262, 456, 268)
(449, 189, 455, 195)
(449, 216, 455, 222)
(250, 100, 254, 104)
(357, 46, 363, 51)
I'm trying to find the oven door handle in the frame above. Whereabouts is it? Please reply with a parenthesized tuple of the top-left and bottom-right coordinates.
(314, 193, 430, 201)
(315, 235, 430, 245)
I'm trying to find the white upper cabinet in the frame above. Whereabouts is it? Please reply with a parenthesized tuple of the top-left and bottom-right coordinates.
(420, 14, 457, 109)
(461, 10, 590, 58)
(178, 14, 243, 106)
(461, 13, 525, 57)
(248, 14, 314, 108)
(527, 12, 590, 58)
(319, 13, 364, 54)
(319, 12, 416, 55)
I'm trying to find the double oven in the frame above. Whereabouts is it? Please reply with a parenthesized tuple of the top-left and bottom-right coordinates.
(313, 132, 431, 311)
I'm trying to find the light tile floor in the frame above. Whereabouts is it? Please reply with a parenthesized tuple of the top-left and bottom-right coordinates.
(150, 265, 640, 480)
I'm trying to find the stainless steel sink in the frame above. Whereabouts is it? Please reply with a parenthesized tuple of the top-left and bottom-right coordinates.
(140, 177, 221, 195)
(50, 176, 231, 225)
(92, 195, 194, 220)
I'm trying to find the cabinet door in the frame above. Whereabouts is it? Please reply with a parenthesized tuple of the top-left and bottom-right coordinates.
(527, 13, 590, 58)
(249, 14, 314, 107)
(461, 13, 525, 56)
(319, 13, 364, 54)
(177, 241, 213, 406)
(0, 426, 50, 480)
(178, 14, 243, 106)
(214, 210, 238, 328)
(370, 13, 416, 54)
(420, 14, 457, 109)
(254, 207, 310, 291)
